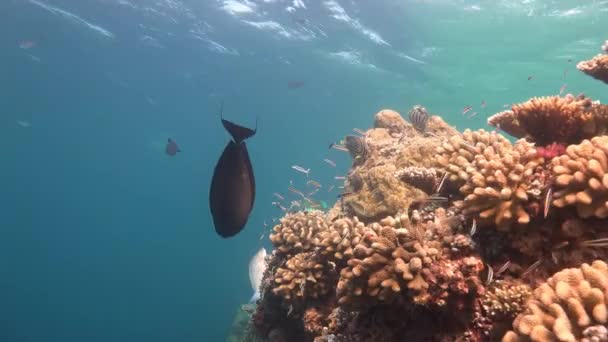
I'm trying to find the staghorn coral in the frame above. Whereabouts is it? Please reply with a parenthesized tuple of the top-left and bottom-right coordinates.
(436, 129, 545, 231)
(487, 94, 608, 145)
(269, 211, 328, 255)
(503, 260, 608, 342)
(578, 54, 608, 85)
(552, 136, 608, 218)
(272, 252, 336, 304)
(481, 280, 532, 322)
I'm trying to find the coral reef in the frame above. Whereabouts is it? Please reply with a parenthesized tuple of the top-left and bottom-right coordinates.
(487, 94, 608, 145)
(578, 54, 608, 85)
(552, 136, 608, 218)
(269, 210, 328, 255)
(272, 252, 336, 305)
(340, 109, 458, 220)
(503, 260, 608, 342)
(246, 104, 608, 342)
(436, 129, 545, 231)
(481, 280, 532, 322)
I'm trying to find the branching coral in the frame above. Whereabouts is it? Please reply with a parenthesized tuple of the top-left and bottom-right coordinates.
(503, 260, 608, 342)
(269, 211, 328, 255)
(336, 222, 441, 306)
(436, 129, 545, 230)
(578, 54, 608, 85)
(316, 216, 367, 261)
(272, 252, 336, 304)
(487, 95, 608, 145)
(552, 136, 608, 218)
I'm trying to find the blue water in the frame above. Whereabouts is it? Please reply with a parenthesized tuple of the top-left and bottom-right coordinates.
(1, 0, 607, 341)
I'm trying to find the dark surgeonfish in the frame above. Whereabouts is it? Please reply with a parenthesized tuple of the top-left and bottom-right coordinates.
(209, 103, 257, 238)
(165, 138, 181, 156)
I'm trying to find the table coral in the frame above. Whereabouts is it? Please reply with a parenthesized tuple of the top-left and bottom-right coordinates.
(503, 260, 608, 342)
(487, 95, 608, 145)
(578, 54, 608, 85)
(552, 136, 608, 218)
(436, 129, 545, 230)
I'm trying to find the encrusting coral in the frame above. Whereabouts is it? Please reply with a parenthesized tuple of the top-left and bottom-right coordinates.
(487, 94, 608, 146)
(552, 136, 608, 218)
(436, 129, 545, 231)
(341, 109, 458, 220)
(503, 260, 608, 342)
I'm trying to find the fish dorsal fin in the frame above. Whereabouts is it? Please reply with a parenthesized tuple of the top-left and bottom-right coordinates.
(219, 102, 257, 143)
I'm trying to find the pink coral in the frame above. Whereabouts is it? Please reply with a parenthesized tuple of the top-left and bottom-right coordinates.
(535, 142, 566, 159)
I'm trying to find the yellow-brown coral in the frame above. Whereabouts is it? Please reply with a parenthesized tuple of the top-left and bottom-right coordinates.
(316, 216, 367, 261)
(481, 280, 532, 321)
(269, 211, 328, 255)
(503, 260, 608, 342)
(339, 111, 458, 220)
(487, 95, 608, 145)
(552, 136, 608, 218)
(436, 129, 544, 230)
(272, 252, 336, 303)
(336, 222, 440, 306)
(578, 54, 608, 85)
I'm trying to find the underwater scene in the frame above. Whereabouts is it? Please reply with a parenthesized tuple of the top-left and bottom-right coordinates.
(3, 0, 608, 341)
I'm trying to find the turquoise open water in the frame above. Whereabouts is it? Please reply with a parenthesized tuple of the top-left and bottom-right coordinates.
(1, 0, 607, 341)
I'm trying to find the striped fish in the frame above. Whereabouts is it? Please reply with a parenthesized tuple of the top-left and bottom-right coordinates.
(408, 105, 429, 133)
(344, 135, 367, 161)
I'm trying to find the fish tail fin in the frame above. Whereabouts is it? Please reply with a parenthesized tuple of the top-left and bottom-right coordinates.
(249, 290, 260, 303)
(219, 102, 257, 143)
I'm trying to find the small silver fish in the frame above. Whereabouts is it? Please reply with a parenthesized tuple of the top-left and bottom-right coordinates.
(353, 128, 366, 136)
(323, 158, 337, 167)
(291, 165, 310, 176)
(544, 188, 553, 218)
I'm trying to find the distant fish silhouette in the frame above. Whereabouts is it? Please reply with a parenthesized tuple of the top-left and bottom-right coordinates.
(209, 103, 257, 238)
(165, 138, 181, 156)
(287, 80, 305, 89)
